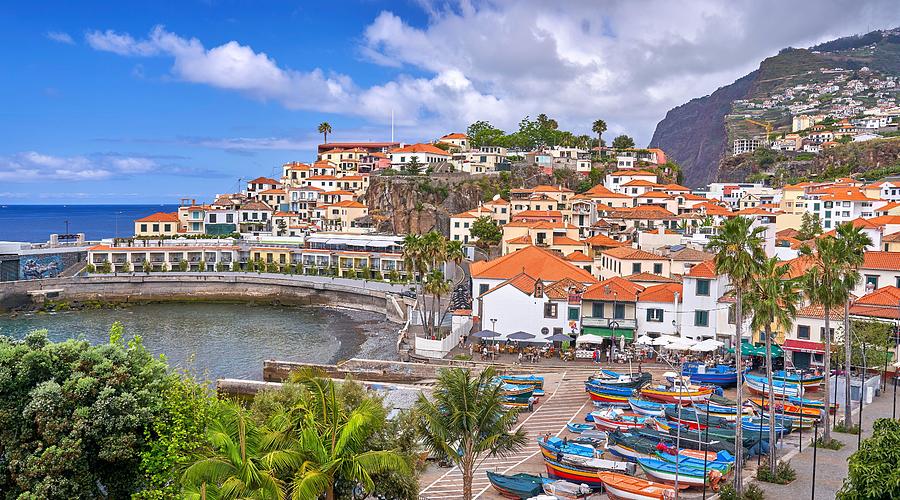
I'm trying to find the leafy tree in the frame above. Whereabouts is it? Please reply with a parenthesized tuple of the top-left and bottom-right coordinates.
(797, 212, 823, 240)
(266, 261, 279, 273)
(100, 260, 113, 273)
(611, 134, 635, 149)
(85, 262, 96, 273)
(745, 257, 800, 476)
(317, 122, 332, 144)
(415, 367, 527, 499)
(466, 121, 505, 149)
(592, 119, 607, 148)
(231, 261, 241, 272)
(215, 261, 226, 272)
(708, 216, 766, 495)
(178, 259, 189, 272)
(838, 418, 900, 499)
(142, 258, 153, 273)
(470, 216, 502, 247)
(403, 157, 423, 175)
(122, 261, 133, 273)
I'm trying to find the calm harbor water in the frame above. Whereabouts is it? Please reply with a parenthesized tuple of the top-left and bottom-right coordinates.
(0, 204, 179, 242)
(0, 302, 397, 380)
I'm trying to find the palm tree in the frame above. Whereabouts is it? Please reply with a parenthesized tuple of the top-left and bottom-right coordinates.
(591, 119, 607, 148)
(707, 216, 766, 495)
(182, 401, 286, 500)
(834, 222, 872, 426)
(317, 122, 332, 144)
(801, 235, 849, 443)
(415, 367, 528, 500)
(745, 257, 800, 476)
(279, 375, 409, 500)
(424, 269, 452, 336)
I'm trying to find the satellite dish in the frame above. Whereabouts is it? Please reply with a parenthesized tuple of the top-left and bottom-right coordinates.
(492, 194, 501, 201)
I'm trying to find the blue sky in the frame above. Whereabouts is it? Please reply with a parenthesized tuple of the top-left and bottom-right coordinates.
(2, 0, 899, 204)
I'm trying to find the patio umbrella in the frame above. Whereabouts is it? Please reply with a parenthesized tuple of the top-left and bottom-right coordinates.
(507, 331, 536, 341)
(666, 338, 698, 351)
(636, 335, 654, 345)
(470, 330, 500, 339)
(650, 335, 675, 346)
(691, 338, 725, 352)
(546, 333, 574, 342)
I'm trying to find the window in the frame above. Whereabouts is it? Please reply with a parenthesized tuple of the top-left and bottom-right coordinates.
(544, 303, 558, 318)
(653, 263, 663, 275)
(646, 308, 663, 322)
(163, 224, 171, 232)
(696, 279, 710, 296)
(454, 222, 460, 228)
(632, 263, 641, 274)
(478, 284, 489, 296)
(614, 303, 625, 319)
(694, 310, 709, 327)
(152, 223, 160, 232)
(820, 327, 835, 341)
(592, 302, 604, 318)
(140, 224, 147, 232)
(209, 214, 217, 223)
(797, 325, 810, 339)
(568, 307, 580, 321)
(896, 276, 900, 289)
(226, 214, 233, 223)
(728, 304, 735, 325)
(553, 327, 563, 336)
(865, 275, 879, 288)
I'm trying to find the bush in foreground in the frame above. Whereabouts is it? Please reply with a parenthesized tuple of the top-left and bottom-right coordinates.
(756, 459, 796, 484)
(838, 418, 900, 499)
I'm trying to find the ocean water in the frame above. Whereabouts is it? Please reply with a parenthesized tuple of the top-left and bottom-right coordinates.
(0, 204, 179, 243)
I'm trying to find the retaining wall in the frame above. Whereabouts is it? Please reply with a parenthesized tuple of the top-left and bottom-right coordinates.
(0, 272, 409, 322)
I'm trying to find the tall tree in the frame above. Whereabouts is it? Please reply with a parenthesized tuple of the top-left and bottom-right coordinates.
(801, 235, 848, 443)
(415, 367, 527, 500)
(745, 257, 800, 476)
(834, 222, 872, 426)
(470, 216, 502, 247)
(591, 119, 607, 148)
(317, 122, 332, 144)
(707, 216, 766, 495)
(611, 134, 636, 149)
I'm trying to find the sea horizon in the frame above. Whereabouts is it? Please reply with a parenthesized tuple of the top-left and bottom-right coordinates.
(0, 204, 181, 243)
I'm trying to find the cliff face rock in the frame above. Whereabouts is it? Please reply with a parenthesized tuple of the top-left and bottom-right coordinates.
(648, 72, 756, 188)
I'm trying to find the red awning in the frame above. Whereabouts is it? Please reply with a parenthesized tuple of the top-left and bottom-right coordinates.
(782, 339, 825, 354)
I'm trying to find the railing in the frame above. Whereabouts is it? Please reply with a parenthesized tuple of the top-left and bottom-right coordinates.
(581, 317, 637, 329)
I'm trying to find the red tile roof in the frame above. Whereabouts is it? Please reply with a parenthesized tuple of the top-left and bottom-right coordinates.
(602, 246, 662, 261)
(565, 250, 593, 262)
(470, 245, 597, 283)
(862, 251, 900, 271)
(135, 212, 179, 223)
(390, 143, 451, 156)
(685, 260, 717, 278)
(849, 286, 900, 319)
(584, 233, 626, 247)
(638, 283, 683, 303)
(583, 277, 644, 301)
(625, 272, 681, 284)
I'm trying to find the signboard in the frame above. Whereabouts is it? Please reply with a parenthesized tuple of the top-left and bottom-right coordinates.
(567, 291, 582, 305)
(20, 255, 61, 280)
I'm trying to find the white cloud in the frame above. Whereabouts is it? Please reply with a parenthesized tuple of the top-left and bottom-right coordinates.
(0, 152, 165, 182)
(85, 2, 900, 145)
(46, 31, 74, 44)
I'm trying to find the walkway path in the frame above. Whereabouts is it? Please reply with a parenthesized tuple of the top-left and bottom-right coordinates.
(418, 372, 590, 499)
(755, 380, 897, 499)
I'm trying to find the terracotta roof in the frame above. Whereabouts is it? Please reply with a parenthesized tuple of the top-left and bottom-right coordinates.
(533, 184, 574, 193)
(876, 202, 900, 212)
(544, 278, 587, 300)
(850, 286, 900, 319)
(583, 277, 644, 302)
(248, 177, 279, 185)
(883, 231, 900, 242)
(470, 245, 598, 283)
(390, 143, 451, 156)
(638, 283, 683, 303)
(862, 251, 900, 271)
(609, 170, 656, 177)
(818, 187, 877, 202)
(624, 272, 681, 284)
(584, 233, 626, 247)
(734, 207, 776, 216)
(797, 303, 845, 320)
(681, 193, 708, 201)
(240, 201, 273, 211)
(584, 184, 632, 198)
(623, 180, 662, 188)
(636, 190, 672, 199)
(565, 250, 593, 262)
(784, 254, 818, 279)
(483, 198, 510, 205)
(865, 215, 900, 226)
(685, 260, 717, 278)
(608, 206, 676, 219)
(258, 188, 286, 195)
(512, 209, 562, 218)
(441, 133, 467, 139)
(602, 246, 662, 261)
(322, 190, 355, 196)
(307, 175, 338, 180)
(661, 183, 690, 192)
(777, 228, 800, 238)
(330, 200, 366, 208)
(135, 211, 179, 223)
(505, 235, 532, 245)
(668, 247, 715, 262)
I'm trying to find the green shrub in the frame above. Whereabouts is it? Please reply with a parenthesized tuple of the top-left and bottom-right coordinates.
(178, 259, 188, 272)
(453, 354, 472, 361)
(85, 263, 96, 274)
(756, 459, 796, 484)
(814, 436, 845, 450)
(834, 421, 860, 434)
(719, 482, 765, 500)
(100, 261, 112, 274)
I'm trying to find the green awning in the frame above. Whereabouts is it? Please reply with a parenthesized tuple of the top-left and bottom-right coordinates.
(728, 342, 783, 357)
(581, 327, 635, 341)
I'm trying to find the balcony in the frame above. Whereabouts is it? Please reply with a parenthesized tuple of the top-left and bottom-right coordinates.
(581, 317, 636, 330)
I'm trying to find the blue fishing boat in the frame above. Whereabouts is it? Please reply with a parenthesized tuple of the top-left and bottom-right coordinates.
(681, 363, 743, 387)
(567, 423, 594, 433)
(501, 383, 534, 403)
(694, 402, 748, 422)
(585, 381, 636, 397)
(539, 436, 600, 459)
(787, 396, 837, 414)
(741, 416, 788, 435)
(486, 471, 547, 499)
(745, 374, 803, 399)
(498, 374, 544, 390)
(773, 369, 823, 391)
(654, 450, 733, 473)
(636, 458, 709, 488)
(571, 429, 607, 447)
(588, 370, 652, 389)
(628, 398, 666, 417)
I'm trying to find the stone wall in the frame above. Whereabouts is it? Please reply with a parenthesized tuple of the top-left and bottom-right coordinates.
(0, 273, 409, 322)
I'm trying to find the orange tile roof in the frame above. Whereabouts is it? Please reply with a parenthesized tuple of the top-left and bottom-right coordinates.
(258, 188, 286, 195)
(622, 179, 662, 188)
(877, 202, 900, 212)
(609, 170, 656, 177)
(483, 198, 510, 205)
(883, 231, 900, 242)
(565, 250, 593, 262)
(608, 206, 676, 219)
(625, 272, 681, 284)
(330, 200, 366, 208)
(638, 283, 683, 303)
(602, 246, 662, 261)
(866, 215, 900, 226)
(583, 277, 644, 302)
(661, 183, 690, 192)
(636, 190, 672, 199)
(784, 254, 818, 279)
(818, 187, 877, 202)
(248, 177, 279, 185)
(685, 260, 717, 278)
(584, 233, 626, 247)
(135, 211, 179, 223)
(505, 235, 532, 245)
(797, 303, 845, 320)
(584, 184, 632, 198)
(533, 184, 574, 193)
(441, 133, 467, 139)
(390, 143, 451, 156)
(850, 286, 900, 319)
(512, 209, 563, 218)
(552, 236, 585, 246)
(862, 251, 900, 271)
(307, 175, 338, 180)
(543, 278, 588, 300)
(470, 245, 598, 283)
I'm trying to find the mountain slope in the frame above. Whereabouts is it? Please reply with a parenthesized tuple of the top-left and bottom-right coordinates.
(650, 28, 900, 187)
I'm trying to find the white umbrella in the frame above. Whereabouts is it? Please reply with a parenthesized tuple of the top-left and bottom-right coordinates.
(636, 335, 654, 345)
(666, 338, 698, 351)
(651, 335, 676, 346)
(690, 338, 725, 352)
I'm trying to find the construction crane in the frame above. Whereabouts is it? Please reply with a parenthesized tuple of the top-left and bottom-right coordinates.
(744, 118, 774, 141)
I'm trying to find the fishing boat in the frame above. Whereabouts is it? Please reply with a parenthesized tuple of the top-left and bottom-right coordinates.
(591, 408, 651, 432)
(628, 398, 666, 417)
(651, 440, 726, 462)
(596, 472, 676, 500)
(543, 456, 634, 488)
(709, 393, 737, 406)
(741, 416, 789, 435)
(538, 436, 600, 459)
(500, 383, 535, 402)
(680, 363, 743, 387)
(640, 378, 713, 405)
(694, 402, 750, 422)
(541, 479, 593, 499)
(485, 471, 546, 499)
(605, 431, 660, 461)
(567, 423, 594, 433)
(588, 370, 652, 389)
(654, 450, 733, 473)
(787, 396, 837, 414)
(663, 405, 732, 430)
(585, 384, 632, 406)
(498, 374, 544, 390)
(745, 374, 803, 399)
(571, 429, 607, 447)
(585, 381, 636, 397)
(774, 369, 823, 390)
(636, 458, 710, 488)
(747, 398, 822, 422)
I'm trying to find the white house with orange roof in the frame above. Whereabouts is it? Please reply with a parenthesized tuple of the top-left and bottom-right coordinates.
(238, 200, 275, 233)
(604, 170, 659, 194)
(437, 133, 469, 151)
(863, 181, 900, 202)
(134, 212, 181, 237)
(580, 184, 634, 209)
(389, 143, 452, 170)
(177, 203, 208, 235)
(287, 185, 323, 216)
(452, 146, 508, 173)
(316, 200, 369, 233)
(619, 179, 662, 197)
(636, 283, 683, 338)
(281, 162, 311, 186)
(309, 161, 337, 177)
(257, 188, 287, 209)
(597, 246, 671, 280)
(680, 260, 744, 343)
(635, 191, 678, 214)
(449, 199, 511, 243)
(805, 186, 885, 229)
(501, 220, 584, 256)
(245, 177, 281, 198)
(478, 274, 588, 340)
(579, 277, 643, 345)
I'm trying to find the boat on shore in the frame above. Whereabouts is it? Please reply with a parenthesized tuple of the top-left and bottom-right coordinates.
(566, 423, 594, 433)
(485, 471, 546, 499)
(543, 456, 634, 488)
(499, 374, 544, 390)
(541, 479, 593, 499)
(640, 379, 713, 405)
(747, 397, 822, 422)
(663, 405, 732, 430)
(605, 430, 659, 461)
(741, 415, 789, 435)
(636, 458, 712, 488)
(596, 471, 676, 500)
(774, 369, 823, 390)
(585, 384, 632, 405)
(628, 398, 666, 417)
(591, 408, 650, 432)
(680, 363, 743, 387)
(694, 402, 750, 422)
(538, 436, 600, 459)
(745, 374, 803, 399)
(588, 370, 652, 389)
(787, 396, 837, 413)
(654, 450, 733, 473)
